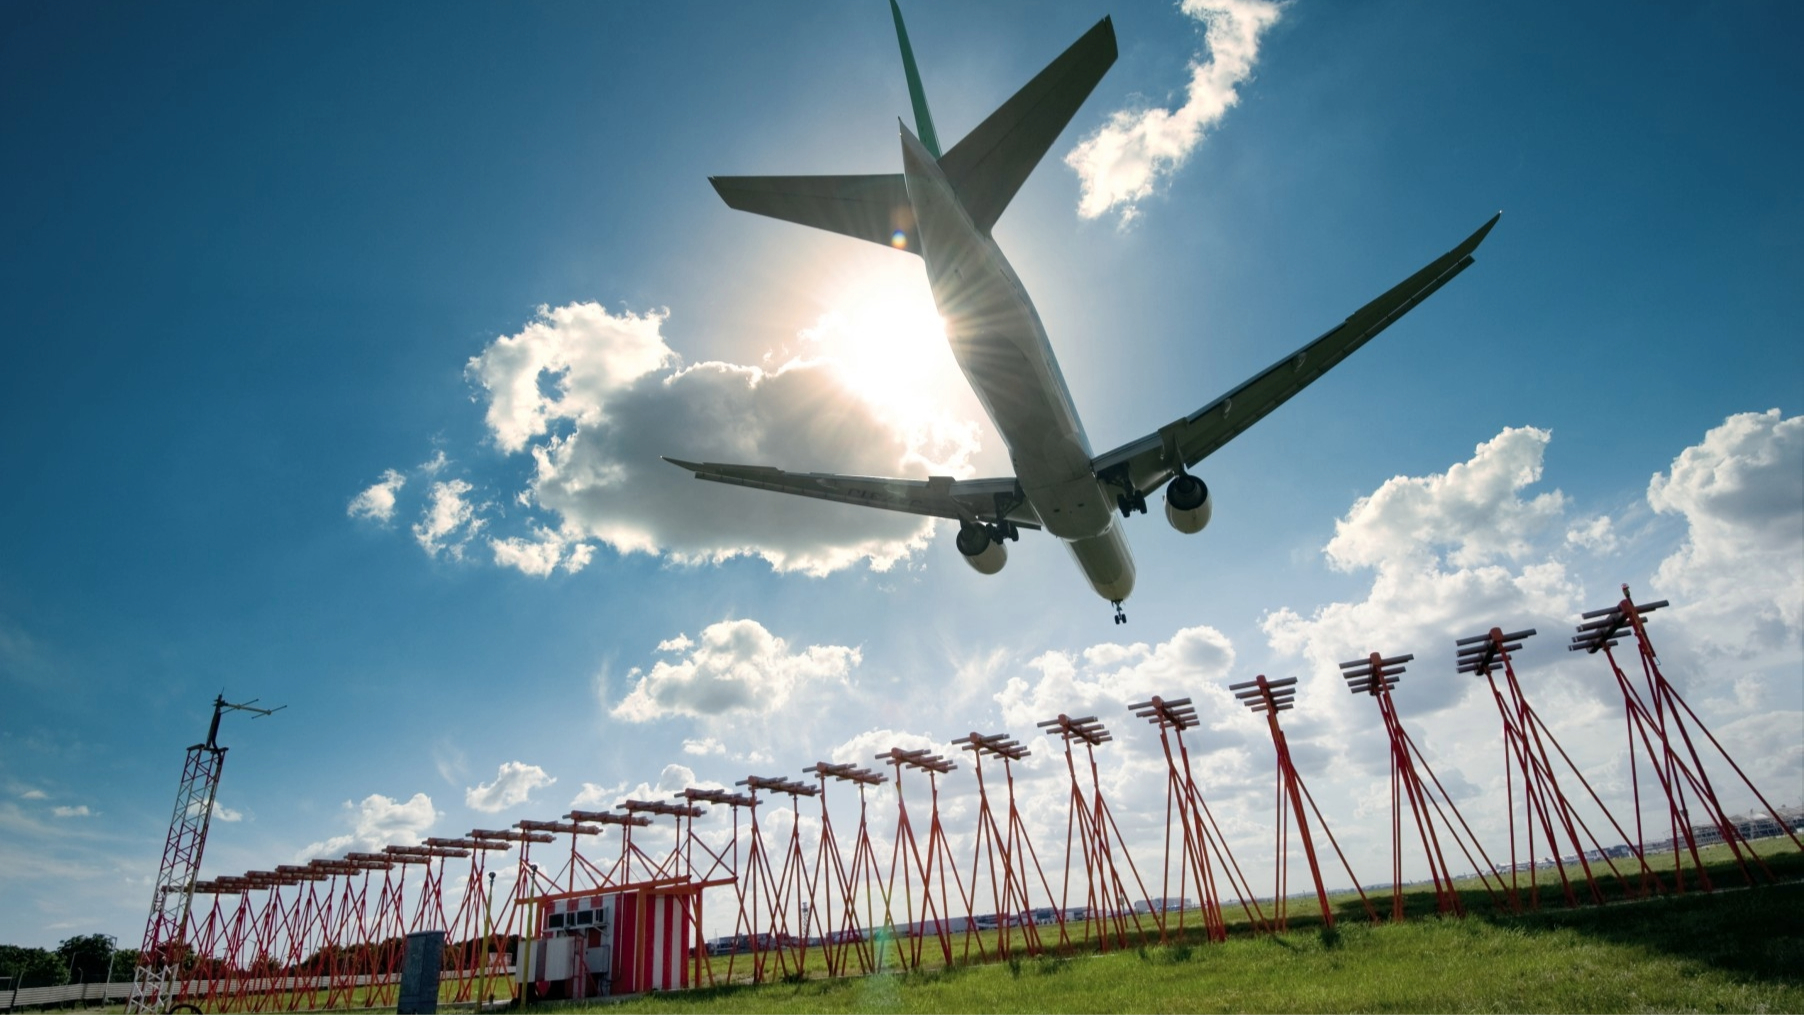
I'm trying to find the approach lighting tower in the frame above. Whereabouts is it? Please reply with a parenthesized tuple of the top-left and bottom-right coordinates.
(129, 694, 283, 1014)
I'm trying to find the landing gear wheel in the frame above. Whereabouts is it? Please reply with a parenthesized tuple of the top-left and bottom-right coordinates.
(1112, 601, 1126, 624)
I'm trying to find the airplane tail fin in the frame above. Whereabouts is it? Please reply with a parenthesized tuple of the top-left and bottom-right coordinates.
(939, 16, 1117, 234)
(708, 8, 1116, 247)
(890, 0, 942, 158)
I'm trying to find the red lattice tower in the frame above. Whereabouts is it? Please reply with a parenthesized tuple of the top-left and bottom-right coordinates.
(472, 826, 555, 1001)
(1230, 676, 1376, 930)
(623, 799, 705, 883)
(1128, 696, 1269, 941)
(1036, 714, 1157, 950)
(877, 747, 968, 970)
(1339, 653, 1509, 919)
(954, 731, 1056, 959)
(421, 837, 510, 1003)
(520, 817, 606, 893)
(731, 774, 821, 982)
(1571, 587, 1802, 890)
(1458, 627, 1660, 908)
(673, 788, 755, 985)
(129, 695, 282, 1015)
(804, 762, 888, 977)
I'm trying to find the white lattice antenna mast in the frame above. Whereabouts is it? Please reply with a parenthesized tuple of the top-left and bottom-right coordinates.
(128, 694, 283, 1014)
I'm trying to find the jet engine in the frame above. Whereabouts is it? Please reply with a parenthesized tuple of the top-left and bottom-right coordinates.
(956, 522, 1008, 574)
(1163, 474, 1212, 534)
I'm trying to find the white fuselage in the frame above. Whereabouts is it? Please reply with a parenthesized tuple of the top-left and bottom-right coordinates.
(900, 129, 1135, 603)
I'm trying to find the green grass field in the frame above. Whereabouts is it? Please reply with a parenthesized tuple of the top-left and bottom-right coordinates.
(25, 843, 1798, 1013)
(541, 840, 1804, 1014)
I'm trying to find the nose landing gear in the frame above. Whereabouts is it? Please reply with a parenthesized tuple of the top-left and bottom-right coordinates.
(1112, 601, 1126, 625)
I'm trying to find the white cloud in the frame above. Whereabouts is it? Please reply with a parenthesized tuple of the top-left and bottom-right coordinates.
(185, 798, 243, 822)
(1323, 427, 1568, 571)
(51, 805, 90, 818)
(612, 619, 859, 722)
(682, 737, 726, 756)
(488, 526, 594, 576)
(466, 303, 677, 455)
(569, 781, 622, 809)
(995, 625, 1237, 729)
(1263, 428, 1586, 719)
(465, 761, 556, 814)
(1566, 514, 1620, 554)
(571, 763, 720, 810)
(1647, 409, 1804, 649)
(19, 789, 47, 800)
(1065, 0, 1285, 222)
(412, 479, 483, 560)
(828, 728, 945, 766)
(465, 302, 979, 578)
(348, 469, 406, 523)
(299, 792, 440, 860)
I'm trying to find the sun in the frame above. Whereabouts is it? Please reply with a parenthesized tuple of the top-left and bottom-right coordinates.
(805, 279, 954, 417)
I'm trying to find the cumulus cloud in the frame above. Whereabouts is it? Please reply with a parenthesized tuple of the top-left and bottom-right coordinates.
(51, 805, 90, 818)
(613, 619, 859, 722)
(466, 303, 678, 455)
(1065, 0, 1285, 222)
(1263, 427, 1585, 717)
(828, 728, 946, 766)
(465, 761, 556, 814)
(572, 763, 716, 810)
(488, 526, 595, 576)
(348, 469, 406, 523)
(1566, 514, 1620, 554)
(299, 792, 440, 860)
(1323, 427, 1568, 571)
(185, 798, 243, 822)
(1647, 409, 1804, 650)
(19, 789, 47, 801)
(412, 479, 484, 560)
(994, 625, 1237, 728)
(466, 302, 979, 577)
(682, 737, 726, 757)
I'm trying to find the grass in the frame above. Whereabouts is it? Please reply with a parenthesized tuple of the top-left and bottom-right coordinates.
(532, 840, 1804, 1014)
(29, 844, 1798, 1013)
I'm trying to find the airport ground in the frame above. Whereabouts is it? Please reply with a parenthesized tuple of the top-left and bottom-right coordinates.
(11, 841, 1798, 1014)
(560, 839, 1804, 1014)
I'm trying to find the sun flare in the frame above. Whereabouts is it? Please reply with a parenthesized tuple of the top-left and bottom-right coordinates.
(804, 282, 953, 417)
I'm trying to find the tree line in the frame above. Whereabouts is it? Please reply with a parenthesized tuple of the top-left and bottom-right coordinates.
(0, 935, 138, 990)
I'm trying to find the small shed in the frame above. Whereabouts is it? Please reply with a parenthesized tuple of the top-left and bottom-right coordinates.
(523, 878, 703, 998)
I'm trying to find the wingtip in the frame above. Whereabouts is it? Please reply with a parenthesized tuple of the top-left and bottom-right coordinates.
(662, 456, 704, 472)
(1463, 210, 1503, 251)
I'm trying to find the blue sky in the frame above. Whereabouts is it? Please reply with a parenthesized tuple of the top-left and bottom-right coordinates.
(2, 0, 1800, 948)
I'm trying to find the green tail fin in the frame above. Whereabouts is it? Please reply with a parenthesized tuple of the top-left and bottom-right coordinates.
(889, 0, 941, 158)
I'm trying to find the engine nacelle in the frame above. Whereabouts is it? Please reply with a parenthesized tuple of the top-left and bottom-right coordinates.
(956, 523, 1008, 575)
(1163, 474, 1212, 534)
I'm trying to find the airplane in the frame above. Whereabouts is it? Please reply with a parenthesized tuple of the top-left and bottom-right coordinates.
(666, 2, 1498, 624)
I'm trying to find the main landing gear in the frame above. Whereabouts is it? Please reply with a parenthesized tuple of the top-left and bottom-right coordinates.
(1112, 601, 1127, 625)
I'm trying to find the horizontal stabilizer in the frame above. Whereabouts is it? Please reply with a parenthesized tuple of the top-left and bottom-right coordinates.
(939, 16, 1117, 235)
(709, 174, 919, 254)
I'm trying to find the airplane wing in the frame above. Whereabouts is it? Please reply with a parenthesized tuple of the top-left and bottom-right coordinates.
(1090, 212, 1501, 501)
(662, 459, 1043, 529)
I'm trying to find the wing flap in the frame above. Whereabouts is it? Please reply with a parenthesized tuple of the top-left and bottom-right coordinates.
(1092, 213, 1501, 497)
(663, 458, 1042, 529)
